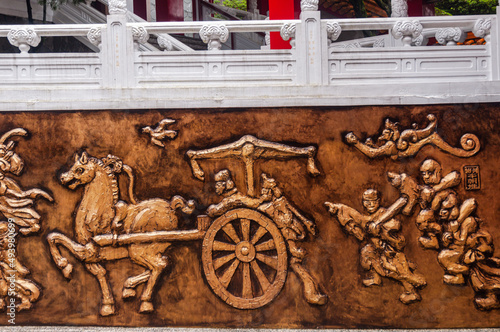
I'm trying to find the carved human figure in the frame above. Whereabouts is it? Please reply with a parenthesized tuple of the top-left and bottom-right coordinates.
(416, 159, 461, 249)
(206, 169, 262, 218)
(326, 189, 426, 304)
(0, 221, 40, 311)
(0, 128, 52, 313)
(257, 173, 327, 305)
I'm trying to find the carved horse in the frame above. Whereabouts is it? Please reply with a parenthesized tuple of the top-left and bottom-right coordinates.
(47, 152, 195, 316)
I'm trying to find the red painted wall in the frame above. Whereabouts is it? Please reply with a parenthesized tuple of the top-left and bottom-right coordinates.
(269, 0, 295, 49)
(134, 0, 147, 20)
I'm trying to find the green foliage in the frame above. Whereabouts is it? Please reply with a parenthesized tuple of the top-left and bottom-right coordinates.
(215, 0, 247, 12)
(436, 0, 498, 15)
(38, 0, 87, 11)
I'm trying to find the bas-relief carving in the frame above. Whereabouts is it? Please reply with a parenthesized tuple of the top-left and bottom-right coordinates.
(326, 188, 426, 304)
(46, 130, 326, 315)
(0, 107, 498, 327)
(345, 114, 480, 160)
(0, 129, 52, 312)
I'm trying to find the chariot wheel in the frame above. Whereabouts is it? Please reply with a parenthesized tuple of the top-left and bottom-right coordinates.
(202, 208, 287, 309)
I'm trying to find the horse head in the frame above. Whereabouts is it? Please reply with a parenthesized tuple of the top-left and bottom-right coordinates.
(0, 128, 28, 176)
(60, 152, 97, 190)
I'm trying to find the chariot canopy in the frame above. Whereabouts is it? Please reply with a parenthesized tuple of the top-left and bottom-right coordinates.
(186, 135, 320, 196)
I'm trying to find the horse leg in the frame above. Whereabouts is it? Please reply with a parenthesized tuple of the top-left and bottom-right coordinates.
(139, 254, 168, 313)
(122, 271, 151, 299)
(85, 263, 115, 316)
(129, 243, 170, 313)
(46, 232, 98, 279)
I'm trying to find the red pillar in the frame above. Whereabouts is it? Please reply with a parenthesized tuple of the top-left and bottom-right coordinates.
(156, 0, 184, 21)
(269, 0, 295, 49)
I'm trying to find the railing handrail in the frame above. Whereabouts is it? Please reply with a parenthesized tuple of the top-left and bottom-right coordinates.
(323, 14, 496, 31)
(0, 24, 105, 37)
(128, 19, 300, 34)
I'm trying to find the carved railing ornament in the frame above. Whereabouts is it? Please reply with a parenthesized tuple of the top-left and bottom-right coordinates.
(109, 0, 127, 15)
(7, 28, 41, 54)
(87, 27, 102, 49)
(436, 27, 466, 46)
(199, 24, 229, 51)
(391, 20, 423, 47)
(373, 38, 385, 48)
(345, 114, 481, 159)
(280, 23, 297, 49)
(132, 26, 149, 50)
(0, 128, 53, 313)
(473, 18, 492, 43)
(301, 0, 319, 11)
(391, 0, 409, 17)
(142, 118, 177, 147)
(326, 22, 342, 45)
(157, 35, 173, 51)
(412, 34, 428, 47)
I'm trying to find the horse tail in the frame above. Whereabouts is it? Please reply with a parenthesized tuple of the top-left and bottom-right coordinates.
(171, 195, 196, 215)
(122, 165, 138, 205)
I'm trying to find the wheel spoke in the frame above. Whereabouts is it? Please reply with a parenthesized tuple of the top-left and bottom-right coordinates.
(254, 239, 276, 252)
(222, 222, 241, 244)
(256, 253, 278, 270)
(250, 260, 270, 292)
(251, 226, 268, 244)
(213, 253, 236, 270)
(241, 218, 251, 242)
(213, 241, 236, 251)
(220, 259, 240, 289)
(242, 262, 252, 299)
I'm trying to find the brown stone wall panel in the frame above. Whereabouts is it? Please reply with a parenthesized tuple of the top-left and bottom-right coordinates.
(0, 105, 498, 328)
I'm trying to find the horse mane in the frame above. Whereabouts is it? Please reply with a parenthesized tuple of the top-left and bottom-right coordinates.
(88, 156, 120, 205)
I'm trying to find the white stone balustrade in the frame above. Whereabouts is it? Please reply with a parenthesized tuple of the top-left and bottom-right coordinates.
(0, 9, 499, 111)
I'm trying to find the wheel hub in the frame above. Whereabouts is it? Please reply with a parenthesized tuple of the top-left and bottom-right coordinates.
(235, 241, 256, 263)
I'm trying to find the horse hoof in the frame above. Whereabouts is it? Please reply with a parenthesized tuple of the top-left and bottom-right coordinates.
(122, 288, 136, 299)
(100, 304, 115, 316)
(139, 301, 154, 313)
(17, 301, 33, 312)
(62, 264, 73, 279)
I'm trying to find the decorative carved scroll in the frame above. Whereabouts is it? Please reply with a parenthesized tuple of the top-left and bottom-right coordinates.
(87, 27, 102, 49)
(389, 159, 500, 310)
(7, 28, 41, 54)
(142, 118, 178, 148)
(157, 35, 173, 51)
(186, 135, 320, 196)
(280, 23, 297, 49)
(200, 24, 229, 51)
(47, 152, 195, 316)
(473, 18, 492, 43)
(301, 0, 319, 11)
(109, 0, 127, 15)
(345, 114, 481, 160)
(325, 186, 426, 304)
(436, 28, 466, 46)
(391, 20, 423, 47)
(326, 22, 342, 45)
(132, 26, 149, 48)
(391, 0, 408, 17)
(0, 128, 52, 313)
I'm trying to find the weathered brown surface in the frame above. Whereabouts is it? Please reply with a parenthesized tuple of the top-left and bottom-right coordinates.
(0, 104, 499, 328)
